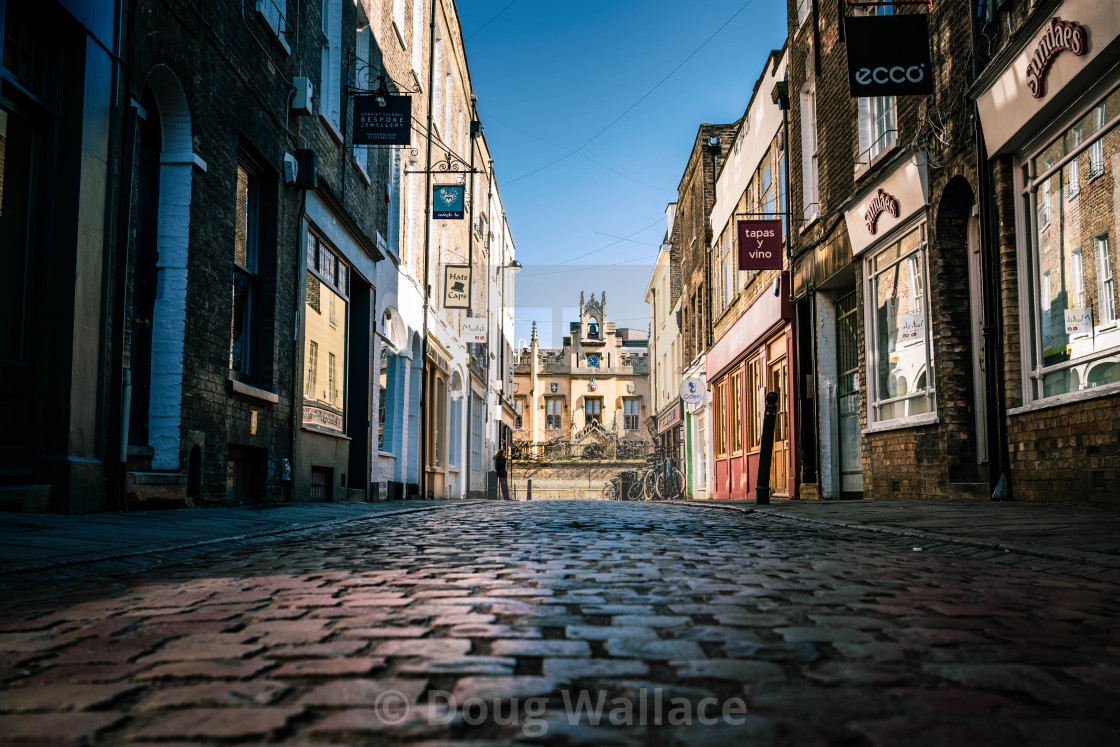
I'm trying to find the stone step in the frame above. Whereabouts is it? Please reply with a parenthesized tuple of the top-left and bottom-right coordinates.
(125, 471, 188, 508)
(0, 484, 52, 513)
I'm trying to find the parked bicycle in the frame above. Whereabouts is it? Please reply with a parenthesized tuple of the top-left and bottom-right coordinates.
(627, 445, 684, 500)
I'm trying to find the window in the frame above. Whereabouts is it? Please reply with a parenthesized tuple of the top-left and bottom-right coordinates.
(746, 356, 762, 451)
(1039, 177, 1052, 228)
(320, 0, 342, 133)
(1097, 236, 1116, 325)
(1026, 85, 1120, 398)
(231, 163, 260, 379)
(800, 84, 819, 221)
(303, 229, 348, 434)
(1072, 249, 1086, 309)
(1067, 157, 1080, 199)
(867, 222, 934, 423)
(729, 370, 742, 455)
(411, 0, 424, 74)
(432, 35, 443, 134)
(306, 341, 318, 397)
(585, 397, 602, 424)
(470, 395, 482, 472)
(378, 346, 390, 450)
(255, 0, 289, 51)
(858, 96, 897, 166)
(714, 381, 726, 458)
(624, 398, 640, 430)
(724, 252, 733, 307)
(514, 396, 525, 429)
(796, 0, 810, 27)
(388, 148, 402, 257)
(392, 0, 405, 40)
(1089, 103, 1106, 178)
(545, 397, 562, 430)
(353, 4, 371, 175)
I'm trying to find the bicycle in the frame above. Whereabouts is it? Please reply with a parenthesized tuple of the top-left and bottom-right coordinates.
(602, 480, 617, 500)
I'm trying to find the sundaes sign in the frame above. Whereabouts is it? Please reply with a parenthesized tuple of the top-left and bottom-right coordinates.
(1026, 18, 1088, 98)
(864, 189, 900, 234)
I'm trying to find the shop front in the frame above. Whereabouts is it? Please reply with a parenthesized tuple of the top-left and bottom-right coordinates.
(294, 195, 377, 502)
(975, 0, 1120, 501)
(707, 273, 794, 500)
(655, 399, 683, 463)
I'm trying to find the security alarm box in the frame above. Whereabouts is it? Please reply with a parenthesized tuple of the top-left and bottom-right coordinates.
(292, 77, 313, 115)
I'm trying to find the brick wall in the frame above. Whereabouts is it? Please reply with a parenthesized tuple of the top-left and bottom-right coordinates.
(1008, 396, 1120, 503)
(126, 0, 390, 504)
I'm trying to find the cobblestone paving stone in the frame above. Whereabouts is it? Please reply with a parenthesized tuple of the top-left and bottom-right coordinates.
(1, 501, 1119, 745)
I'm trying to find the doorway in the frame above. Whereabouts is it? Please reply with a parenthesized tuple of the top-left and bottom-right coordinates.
(767, 336, 789, 497)
(836, 289, 863, 496)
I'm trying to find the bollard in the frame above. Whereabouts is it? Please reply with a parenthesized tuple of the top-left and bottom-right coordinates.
(526, 479, 532, 501)
(755, 391, 779, 505)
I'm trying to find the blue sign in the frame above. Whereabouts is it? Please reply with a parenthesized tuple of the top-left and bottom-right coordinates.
(550, 383, 558, 393)
(433, 184, 465, 219)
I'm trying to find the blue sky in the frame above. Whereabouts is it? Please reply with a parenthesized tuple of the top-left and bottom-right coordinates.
(456, 0, 788, 347)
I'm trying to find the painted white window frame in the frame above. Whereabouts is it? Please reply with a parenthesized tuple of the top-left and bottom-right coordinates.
(799, 83, 819, 223)
(862, 217, 937, 427)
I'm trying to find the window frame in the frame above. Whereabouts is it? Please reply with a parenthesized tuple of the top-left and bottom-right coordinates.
(623, 397, 640, 430)
(1019, 80, 1120, 402)
(584, 397, 602, 424)
(729, 369, 742, 456)
(545, 396, 563, 430)
(863, 218, 937, 426)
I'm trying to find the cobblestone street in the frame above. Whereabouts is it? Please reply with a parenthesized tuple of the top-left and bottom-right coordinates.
(1, 500, 1118, 746)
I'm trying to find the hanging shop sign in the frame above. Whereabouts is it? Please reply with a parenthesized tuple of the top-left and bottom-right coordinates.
(1026, 18, 1088, 98)
(352, 94, 412, 146)
(679, 378, 707, 406)
(737, 220, 784, 270)
(462, 316, 487, 343)
(657, 401, 682, 433)
(844, 14, 934, 98)
(864, 189, 900, 235)
(443, 264, 471, 309)
(433, 184, 465, 219)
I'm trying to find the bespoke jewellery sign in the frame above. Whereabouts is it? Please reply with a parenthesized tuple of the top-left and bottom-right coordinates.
(844, 14, 934, 98)
(864, 189, 900, 234)
(461, 316, 487, 343)
(737, 220, 784, 270)
(443, 264, 471, 309)
(1026, 18, 1088, 98)
(433, 184, 465, 219)
(352, 94, 412, 145)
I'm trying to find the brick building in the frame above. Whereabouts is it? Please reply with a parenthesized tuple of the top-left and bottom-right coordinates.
(972, 0, 1120, 502)
(674, 122, 739, 499)
(786, 1, 986, 501)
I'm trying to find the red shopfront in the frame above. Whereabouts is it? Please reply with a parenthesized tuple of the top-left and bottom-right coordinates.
(708, 273, 796, 500)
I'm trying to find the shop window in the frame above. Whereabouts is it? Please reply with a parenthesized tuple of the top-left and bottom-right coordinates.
(1026, 85, 1120, 399)
(623, 398, 640, 430)
(378, 346, 390, 450)
(714, 381, 726, 458)
(303, 230, 348, 434)
(729, 370, 742, 456)
(746, 356, 762, 451)
(585, 397, 602, 424)
(866, 222, 935, 423)
(470, 394, 482, 471)
(545, 397, 562, 430)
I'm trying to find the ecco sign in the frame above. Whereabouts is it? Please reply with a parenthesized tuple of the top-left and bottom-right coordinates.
(844, 14, 934, 98)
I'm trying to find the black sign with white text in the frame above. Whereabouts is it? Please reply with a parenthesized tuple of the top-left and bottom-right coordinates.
(844, 15, 934, 98)
(352, 94, 412, 146)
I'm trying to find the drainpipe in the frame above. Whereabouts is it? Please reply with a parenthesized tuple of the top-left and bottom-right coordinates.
(418, 0, 438, 498)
